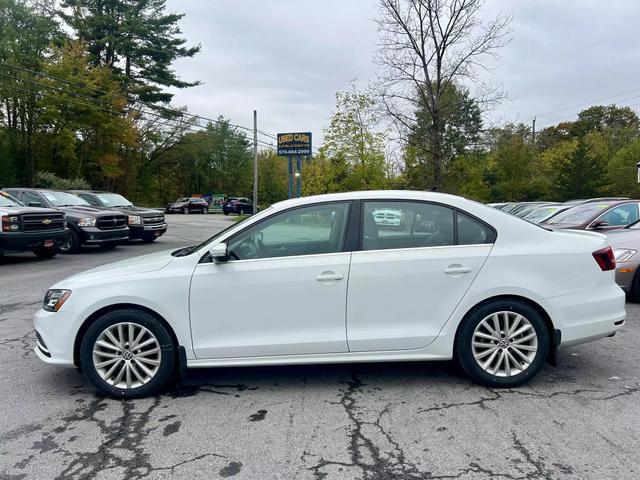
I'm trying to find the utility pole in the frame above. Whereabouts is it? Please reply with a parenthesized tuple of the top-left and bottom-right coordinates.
(253, 110, 258, 214)
(532, 117, 536, 147)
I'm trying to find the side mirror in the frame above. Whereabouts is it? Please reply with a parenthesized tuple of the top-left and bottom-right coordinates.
(28, 201, 42, 207)
(209, 243, 228, 262)
(591, 220, 609, 229)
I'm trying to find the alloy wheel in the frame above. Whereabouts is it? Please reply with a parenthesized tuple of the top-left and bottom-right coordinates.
(92, 322, 162, 389)
(471, 311, 538, 377)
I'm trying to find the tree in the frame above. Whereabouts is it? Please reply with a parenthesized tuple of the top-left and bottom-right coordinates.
(59, 0, 200, 104)
(406, 82, 482, 189)
(318, 82, 389, 191)
(547, 137, 607, 201)
(257, 150, 288, 205)
(376, 0, 510, 188)
(607, 139, 640, 198)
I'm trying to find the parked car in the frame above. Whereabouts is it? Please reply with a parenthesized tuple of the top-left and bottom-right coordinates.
(563, 197, 630, 206)
(222, 197, 255, 215)
(166, 197, 209, 214)
(604, 221, 640, 300)
(509, 202, 556, 217)
(3, 188, 128, 253)
(34, 190, 625, 398)
(372, 208, 402, 227)
(70, 191, 167, 243)
(521, 204, 572, 224)
(0, 191, 67, 258)
(543, 199, 640, 231)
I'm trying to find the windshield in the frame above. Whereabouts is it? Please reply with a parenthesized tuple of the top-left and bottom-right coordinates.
(42, 191, 90, 207)
(546, 203, 612, 225)
(94, 193, 133, 208)
(0, 192, 23, 207)
(523, 206, 560, 223)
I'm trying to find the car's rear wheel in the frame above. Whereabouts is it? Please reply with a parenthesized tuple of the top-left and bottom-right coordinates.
(32, 246, 58, 258)
(80, 309, 176, 398)
(60, 229, 80, 254)
(455, 300, 549, 388)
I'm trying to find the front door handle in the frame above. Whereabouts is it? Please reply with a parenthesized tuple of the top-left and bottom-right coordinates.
(444, 265, 471, 275)
(316, 272, 344, 282)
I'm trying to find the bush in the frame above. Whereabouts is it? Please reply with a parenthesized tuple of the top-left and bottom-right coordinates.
(34, 171, 91, 190)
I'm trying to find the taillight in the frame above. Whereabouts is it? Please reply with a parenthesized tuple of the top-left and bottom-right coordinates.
(593, 246, 616, 271)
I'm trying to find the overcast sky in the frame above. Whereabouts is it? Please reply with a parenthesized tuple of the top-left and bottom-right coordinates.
(165, 0, 640, 146)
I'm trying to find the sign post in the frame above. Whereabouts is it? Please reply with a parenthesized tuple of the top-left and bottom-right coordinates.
(277, 132, 312, 198)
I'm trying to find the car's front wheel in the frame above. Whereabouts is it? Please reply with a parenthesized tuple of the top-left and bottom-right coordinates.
(60, 229, 80, 254)
(80, 309, 176, 398)
(182, 206, 189, 215)
(455, 300, 549, 388)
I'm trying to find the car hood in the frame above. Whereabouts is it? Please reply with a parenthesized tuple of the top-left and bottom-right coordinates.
(90, 205, 163, 217)
(0, 206, 60, 215)
(56, 249, 175, 287)
(55, 205, 121, 218)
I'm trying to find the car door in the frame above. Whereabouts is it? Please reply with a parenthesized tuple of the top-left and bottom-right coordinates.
(346, 200, 495, 352)
(189, 201, 353, 359)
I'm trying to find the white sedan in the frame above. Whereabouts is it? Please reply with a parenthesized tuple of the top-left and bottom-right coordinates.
(34, 191, 626, 398)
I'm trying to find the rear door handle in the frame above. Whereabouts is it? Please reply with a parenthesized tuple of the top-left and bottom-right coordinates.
(316, 272, 344, 282)
(444, 265, 471, 275)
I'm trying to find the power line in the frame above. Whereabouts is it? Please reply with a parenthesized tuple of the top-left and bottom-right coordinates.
(534, 86, 640, 120)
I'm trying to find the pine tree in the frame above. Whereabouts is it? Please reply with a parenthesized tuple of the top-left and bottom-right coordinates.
(552, 139, 606, 201)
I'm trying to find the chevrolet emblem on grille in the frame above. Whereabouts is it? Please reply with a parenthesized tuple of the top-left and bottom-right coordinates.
(42, 219, 52, 225)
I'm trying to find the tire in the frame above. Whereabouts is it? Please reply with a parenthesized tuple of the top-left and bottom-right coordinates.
(183, 206, 189, 215)
(455, 299, 550, 388)
(202, 207, 207, 214)
(99, 243, 118, 250)
(223, 211, 229, 216)
(142, 235, 157, 243)
(32, 246, 58, 258)
(80, 309, 176, 398)
(627, 270, 640, 302)
(60, 229, 81, 254)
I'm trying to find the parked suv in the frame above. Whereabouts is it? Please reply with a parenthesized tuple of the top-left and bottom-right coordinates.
(166, 197, 209, 214)
(70, 191, 167, 243)
(3, 188, 129, 253)
(0, 191, 67, 258)
(222, 197, 255, 215)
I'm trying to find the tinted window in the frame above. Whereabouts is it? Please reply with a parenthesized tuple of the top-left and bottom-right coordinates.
(41, 191, 90, 207)
(228, 202, 350, 260)
(362, 201, 454, 251)
(457, 213, 493, 245)
(598, 203, 639, 226)
(547, 203, 612, 224)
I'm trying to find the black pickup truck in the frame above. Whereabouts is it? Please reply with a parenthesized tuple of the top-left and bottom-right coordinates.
(3, 188, 129, 254)
(70, 190, 167, 242)
(0, 191, 67, 258)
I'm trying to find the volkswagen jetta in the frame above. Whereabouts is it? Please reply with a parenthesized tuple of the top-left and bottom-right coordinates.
(34, 191, 626, 398)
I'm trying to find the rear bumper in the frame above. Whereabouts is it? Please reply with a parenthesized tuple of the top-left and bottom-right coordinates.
(78, 226, 129, 244)
(547, 284, 626, 347)
(0, 229, 68, 252)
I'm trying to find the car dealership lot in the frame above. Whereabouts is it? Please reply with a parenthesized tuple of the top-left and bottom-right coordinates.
(1, 214, 639, 480)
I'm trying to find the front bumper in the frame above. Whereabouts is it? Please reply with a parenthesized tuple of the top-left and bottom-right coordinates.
(615, 260, 640, 292)
(129, 223, 168, 239)
(78, 226, 129, 245)
(0, 229, 68, 253)
(34, 308, 76, 367)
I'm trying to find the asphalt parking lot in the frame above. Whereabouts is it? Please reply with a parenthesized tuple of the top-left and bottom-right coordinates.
(1, 214, 639, 480)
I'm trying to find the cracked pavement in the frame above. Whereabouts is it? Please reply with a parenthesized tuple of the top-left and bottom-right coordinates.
(1, 215, 639, 479)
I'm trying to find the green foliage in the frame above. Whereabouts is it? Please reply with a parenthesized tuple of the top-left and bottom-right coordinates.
(34, 171, 90, 189)
(59, 0, 200, 103)
(607, 139, 640, 198)
(406, 83, 483, 190)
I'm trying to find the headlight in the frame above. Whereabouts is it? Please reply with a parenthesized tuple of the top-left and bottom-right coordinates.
(128, 215, 142, 225)
(614, 249, 637, 263)
(43, 289, 72, 312)
(78, 217, 96, 227)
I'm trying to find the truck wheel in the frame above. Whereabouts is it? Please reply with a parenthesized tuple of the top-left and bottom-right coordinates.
(33, 247, 59, 258)
(80, 309, 176, 398)
(60, 230, 80, 254)
(142, 235, 157, 243)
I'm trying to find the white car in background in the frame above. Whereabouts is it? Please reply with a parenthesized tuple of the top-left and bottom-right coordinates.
(34, 191, 626, 398)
